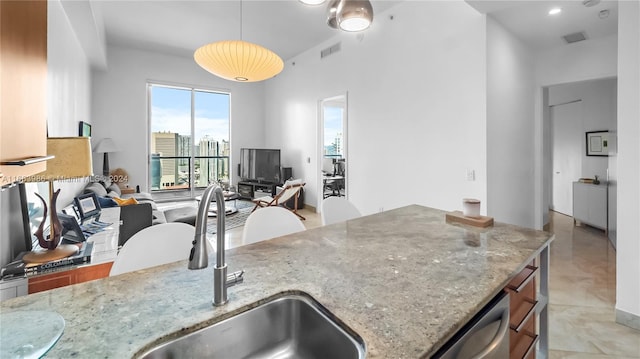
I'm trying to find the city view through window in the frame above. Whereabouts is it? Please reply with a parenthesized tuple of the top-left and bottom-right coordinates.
(149, 85, 230, 192)
(324, 106, 344, 158)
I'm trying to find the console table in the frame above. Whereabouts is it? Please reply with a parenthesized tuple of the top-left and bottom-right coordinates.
(573, 181, 607, 234)
(237, 181, 277, 199)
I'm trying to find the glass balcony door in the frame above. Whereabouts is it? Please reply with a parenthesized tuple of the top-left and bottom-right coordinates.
(149, 84, 230, 198)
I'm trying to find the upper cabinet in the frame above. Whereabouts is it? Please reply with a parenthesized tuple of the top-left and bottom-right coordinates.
(0, 0, 48, 187)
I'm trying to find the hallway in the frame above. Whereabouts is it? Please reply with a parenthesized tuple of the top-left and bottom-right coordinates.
(548, 211, 640, 358)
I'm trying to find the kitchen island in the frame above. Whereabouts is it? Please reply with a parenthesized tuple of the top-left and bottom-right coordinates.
(0, 205, 553, 358)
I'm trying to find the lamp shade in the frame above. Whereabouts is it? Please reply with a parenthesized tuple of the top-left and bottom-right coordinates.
(25, 137, 93, 181)
(194, 40, 284, 82)
(93, 138, 119, 153)
(326, 0, 340, 29)
(337, 0, 373, 32)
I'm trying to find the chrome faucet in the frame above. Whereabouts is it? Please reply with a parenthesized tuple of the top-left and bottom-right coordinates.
(189, 184, 244, 306)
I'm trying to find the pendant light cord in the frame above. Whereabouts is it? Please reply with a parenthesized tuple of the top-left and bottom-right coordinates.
(240, 0, 243, 41)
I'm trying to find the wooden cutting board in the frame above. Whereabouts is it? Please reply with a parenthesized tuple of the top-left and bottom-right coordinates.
(445, 211, 494, 228)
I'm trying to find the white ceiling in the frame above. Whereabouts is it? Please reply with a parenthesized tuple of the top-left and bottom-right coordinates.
(467, 0, 618, 50)
(92, 0, 402, 61)
(90, 0, 618, 63)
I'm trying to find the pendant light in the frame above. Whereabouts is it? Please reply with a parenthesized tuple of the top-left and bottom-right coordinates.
(326, 0, 373, 32)
(194, 1, 283, 82)
(326, 0, 340, 29)
(337, 0, 373, 32)
(299, 0, 326, 5)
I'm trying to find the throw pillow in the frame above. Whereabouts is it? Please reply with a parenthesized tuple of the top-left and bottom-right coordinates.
(85, 182, 108, 197)
(107, 183, 122, 197)
(97, 196, 118, 208)
(113, 197, 139, 206)
(284, 178, 303, 187)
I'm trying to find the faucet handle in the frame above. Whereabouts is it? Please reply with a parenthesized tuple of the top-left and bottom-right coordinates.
(227, 270, 244, 287)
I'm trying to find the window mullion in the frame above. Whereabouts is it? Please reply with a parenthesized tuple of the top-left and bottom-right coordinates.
(190, 88, 196, 197)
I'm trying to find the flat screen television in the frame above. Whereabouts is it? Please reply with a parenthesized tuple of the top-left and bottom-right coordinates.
(240, 148, 281, 184)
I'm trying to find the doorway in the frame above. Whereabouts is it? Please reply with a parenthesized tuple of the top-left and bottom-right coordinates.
(318, 94, 348, 207)
(550, 100, 583, 216)
(544, 78, 617, 247)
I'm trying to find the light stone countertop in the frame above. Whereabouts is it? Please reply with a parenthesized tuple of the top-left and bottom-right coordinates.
(0, 205, 553, 358)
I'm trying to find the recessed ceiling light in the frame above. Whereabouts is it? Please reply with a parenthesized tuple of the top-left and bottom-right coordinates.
(549, 8, 562, 15)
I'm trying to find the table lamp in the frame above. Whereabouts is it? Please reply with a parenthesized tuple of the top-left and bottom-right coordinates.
(93, 138, 118, 177)
(23, 137, 93, 263)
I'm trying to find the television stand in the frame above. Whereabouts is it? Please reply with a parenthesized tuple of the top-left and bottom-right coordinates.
(237, 181, 277, 200)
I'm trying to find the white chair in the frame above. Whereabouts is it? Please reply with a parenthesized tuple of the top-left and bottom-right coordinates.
(320, 197, 362, 225)
(242, 206, 306, 245)
(109, 222, 196, 276)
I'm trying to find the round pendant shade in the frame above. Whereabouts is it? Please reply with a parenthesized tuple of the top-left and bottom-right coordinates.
(194, 40, 284, 82)
(299, 0, 326, 4)
(337, 0, 373, 32)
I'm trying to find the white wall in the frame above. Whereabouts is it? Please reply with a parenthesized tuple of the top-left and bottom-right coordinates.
(264, 1, 487, 214)
(534, 35, 617, 228)
(47, 0, 92, 139)
(616, 0, 640, 329)
(91, 46, 266, 192)
(47, 0, 93, 207)
(486, 17, 536, 228)
(548, 78, 617, 180)
(536, 35, 618, 87)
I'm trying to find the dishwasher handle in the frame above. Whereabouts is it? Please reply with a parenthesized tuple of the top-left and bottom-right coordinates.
(469, 307, 510, 359)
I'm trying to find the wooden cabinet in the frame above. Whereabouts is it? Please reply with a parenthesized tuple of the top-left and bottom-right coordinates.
(505, 251, 550, 359)
(506, 262, 539, 359)
(28, 262, 113, 294)
(573, 182, 607, 232)
(0, 0, 48, 186)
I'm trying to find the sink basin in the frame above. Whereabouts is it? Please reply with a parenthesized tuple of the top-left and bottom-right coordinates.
(139, 294, 366, 359)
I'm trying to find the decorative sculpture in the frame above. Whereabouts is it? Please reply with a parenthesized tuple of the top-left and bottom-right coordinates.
(34, 189, 63, 250)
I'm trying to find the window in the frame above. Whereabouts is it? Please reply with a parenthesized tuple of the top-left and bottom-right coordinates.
(148, 84, 230, 195)
(323, 105, 344, 160)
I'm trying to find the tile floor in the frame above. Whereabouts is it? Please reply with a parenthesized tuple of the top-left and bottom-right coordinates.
(547, 211, 640, 359)
(159, 200, 640, 357)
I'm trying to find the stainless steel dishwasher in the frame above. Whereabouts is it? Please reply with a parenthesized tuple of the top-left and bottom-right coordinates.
(432, 291, 510, 359)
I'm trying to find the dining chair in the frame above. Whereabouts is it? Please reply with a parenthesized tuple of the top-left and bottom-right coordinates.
(320, 197, 362, 225)
(242, 206, 306, 245)
(109, 222, 197, 276)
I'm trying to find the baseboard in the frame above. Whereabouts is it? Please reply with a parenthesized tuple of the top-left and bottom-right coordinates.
(616, 308, 640, 331)
(305, 204, 316, 213)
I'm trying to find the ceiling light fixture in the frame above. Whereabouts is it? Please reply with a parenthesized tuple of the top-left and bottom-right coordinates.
(548, 7, 562, 15)
(337, 0, 374, 32)
(326, 0, 340, 29)
(299, 0, 326, 5)
(194, 1, 283, 82)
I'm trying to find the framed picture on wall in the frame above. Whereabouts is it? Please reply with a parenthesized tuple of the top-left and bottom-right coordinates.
(79, 121, 92, 137)
(586, 130, 609, 156)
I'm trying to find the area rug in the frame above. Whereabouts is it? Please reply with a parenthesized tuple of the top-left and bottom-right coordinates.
(206, 200, 254, 234)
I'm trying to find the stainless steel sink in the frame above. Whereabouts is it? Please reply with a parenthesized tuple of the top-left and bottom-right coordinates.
(139, 294, 366, 359)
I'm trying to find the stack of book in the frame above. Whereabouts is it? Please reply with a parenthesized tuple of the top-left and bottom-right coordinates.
(0, 242, 93, 279)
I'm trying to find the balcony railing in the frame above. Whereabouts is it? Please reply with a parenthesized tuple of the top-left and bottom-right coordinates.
(150, 155, 229, 192)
